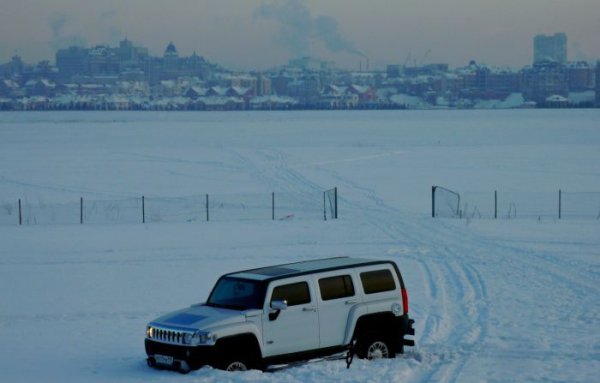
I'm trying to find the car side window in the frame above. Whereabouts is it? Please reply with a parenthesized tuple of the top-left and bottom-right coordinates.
(318, 275, 355, 301)
(271, 282, 311, 306)
(360, 269, 396, 294)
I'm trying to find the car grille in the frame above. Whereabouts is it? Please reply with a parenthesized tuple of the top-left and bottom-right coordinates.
(148, 326, 190, 346)
(145, 339, 213, 368)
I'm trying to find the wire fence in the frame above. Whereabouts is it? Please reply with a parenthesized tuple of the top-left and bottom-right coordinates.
(432, 186, 600, 220)
(0, 188, 339, 226)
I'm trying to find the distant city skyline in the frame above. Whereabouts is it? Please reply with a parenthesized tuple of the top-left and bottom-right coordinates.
(1, 0, 599, 70)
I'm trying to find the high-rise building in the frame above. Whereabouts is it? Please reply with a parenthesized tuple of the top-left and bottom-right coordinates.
(596, 61, 600, 106)
(118, 38, 148, 63)
(534, 33, 567, 64)
(56, 40, 154, 81)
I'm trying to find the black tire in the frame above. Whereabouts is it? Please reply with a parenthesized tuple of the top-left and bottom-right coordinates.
(216, 350, 255, 372)
(214, 336, 262, 372)
(222, 358, 249, 372)
(355, 333, 395, 360)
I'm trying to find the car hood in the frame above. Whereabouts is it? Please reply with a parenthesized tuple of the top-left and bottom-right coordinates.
(149, 304, 256, 331)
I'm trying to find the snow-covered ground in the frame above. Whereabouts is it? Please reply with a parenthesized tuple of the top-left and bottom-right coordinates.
(0, 110, 599, 382)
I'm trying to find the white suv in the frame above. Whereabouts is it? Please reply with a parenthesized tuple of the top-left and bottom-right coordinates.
(145, 257, 415, 372)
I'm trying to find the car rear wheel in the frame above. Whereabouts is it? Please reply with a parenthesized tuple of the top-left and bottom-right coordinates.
(366, 340, 389, 359)
(356, 334, 395, 360)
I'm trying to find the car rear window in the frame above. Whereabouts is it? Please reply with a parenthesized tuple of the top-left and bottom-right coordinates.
(319, 275, 355, 301)
(271, 282, 311, 306)
(360, 269, 396, 294)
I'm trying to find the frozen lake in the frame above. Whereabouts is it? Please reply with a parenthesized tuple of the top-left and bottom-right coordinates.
(0, 110, 599, 382)
(1, 110, 599, 212)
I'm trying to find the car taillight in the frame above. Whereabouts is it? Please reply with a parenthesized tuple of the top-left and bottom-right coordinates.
(401, 287, 409, 315)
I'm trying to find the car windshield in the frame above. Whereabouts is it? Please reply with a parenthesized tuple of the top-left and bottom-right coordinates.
(206, 277, 265, 310)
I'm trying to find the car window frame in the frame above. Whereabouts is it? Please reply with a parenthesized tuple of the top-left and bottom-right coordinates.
(269, 280, 312, 307)
(318, 274, 356, 301)
(359, 268, 397, 295)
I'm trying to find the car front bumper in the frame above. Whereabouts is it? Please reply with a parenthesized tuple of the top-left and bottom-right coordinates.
(145, 339, 216, 371)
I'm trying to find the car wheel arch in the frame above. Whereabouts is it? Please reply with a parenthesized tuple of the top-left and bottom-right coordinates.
(214, 333, 263, 370)
(352, 312, 398, 339)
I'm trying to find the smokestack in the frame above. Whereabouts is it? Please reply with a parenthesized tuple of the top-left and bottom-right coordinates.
(367, 58, 369, 71)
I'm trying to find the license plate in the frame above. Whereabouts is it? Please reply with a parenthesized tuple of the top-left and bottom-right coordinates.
(154, 354, 174, 366)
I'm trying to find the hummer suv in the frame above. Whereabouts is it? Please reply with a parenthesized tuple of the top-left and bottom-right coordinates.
(145, 257, 415, 372)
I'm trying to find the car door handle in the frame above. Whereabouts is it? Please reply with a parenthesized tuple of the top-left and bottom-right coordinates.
(303, 306, 317, 312)
(345, 300, 357, 305)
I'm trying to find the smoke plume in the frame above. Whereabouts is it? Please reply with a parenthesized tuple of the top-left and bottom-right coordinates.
(48, 13, 87, 49)
(255, 0, 364, 59)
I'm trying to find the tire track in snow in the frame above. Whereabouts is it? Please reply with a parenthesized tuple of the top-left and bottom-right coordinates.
(239, 147, 492, 382)
(427, 218, 598, 298)
(438, 261, 488, 383)
(353, 211, 490, 383)
(332, 201, 490, 381)
(406, 217, 597, 382)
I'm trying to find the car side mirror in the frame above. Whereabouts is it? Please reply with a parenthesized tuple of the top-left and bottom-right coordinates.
(269, 300, 288, 321)
(271, 300, 288, 311)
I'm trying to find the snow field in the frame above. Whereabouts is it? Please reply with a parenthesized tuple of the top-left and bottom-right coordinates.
(0, 110, 599, 382)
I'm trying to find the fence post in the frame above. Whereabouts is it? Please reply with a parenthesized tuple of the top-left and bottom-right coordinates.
(334, 187, 338, 219)
(272, 192, 275, 220)
(18, 198, 22, 225)
(323, 191, 327, 221)
(494, 190, 498, 219)
(431, 186, 436, 218)
(80, 197, 83, 224)
(142, 196, 145, 223)
(206, 194, 209, 222)
(558, 189, 562, 220)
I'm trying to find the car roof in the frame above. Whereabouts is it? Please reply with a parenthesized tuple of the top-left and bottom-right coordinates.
(226, 257, 394, 281)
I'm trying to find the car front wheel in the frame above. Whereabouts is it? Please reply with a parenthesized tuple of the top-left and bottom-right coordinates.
(216, 351, 255, 372)
(224, 360, 248, 371)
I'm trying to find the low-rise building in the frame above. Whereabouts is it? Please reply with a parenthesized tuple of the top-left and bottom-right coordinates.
(522, 61, 568, 104)
(567, 61, 595, 91)
(0, 79, 20, 97)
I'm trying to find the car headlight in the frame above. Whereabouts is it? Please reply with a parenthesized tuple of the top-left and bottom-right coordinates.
(185, 331, 217, 346)
(146, 326, 154, 338)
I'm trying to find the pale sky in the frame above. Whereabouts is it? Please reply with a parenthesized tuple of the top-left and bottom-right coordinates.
(0, 0, 599, 70)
